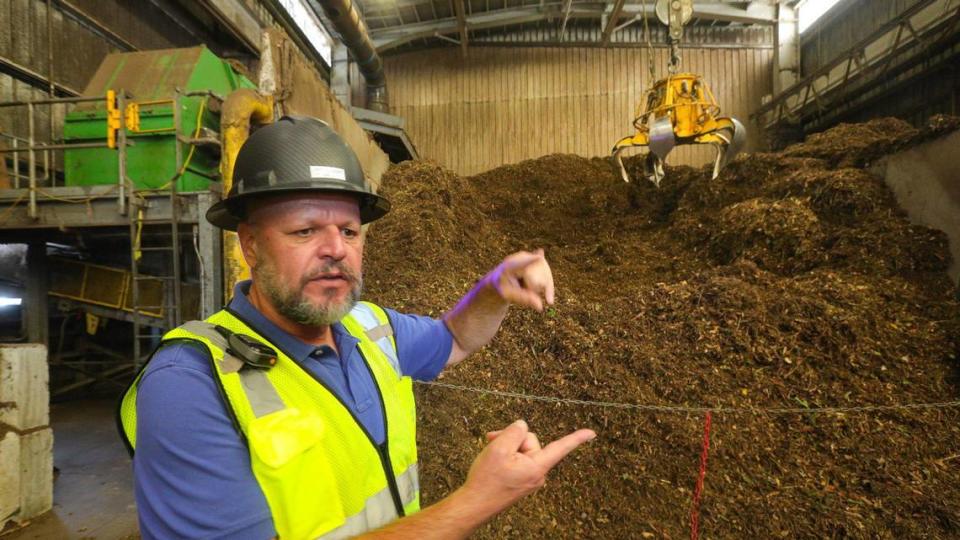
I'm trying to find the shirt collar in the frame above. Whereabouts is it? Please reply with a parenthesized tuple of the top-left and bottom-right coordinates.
(227, 280, 359, 363)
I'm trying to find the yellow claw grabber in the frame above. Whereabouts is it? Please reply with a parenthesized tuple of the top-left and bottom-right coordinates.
(612, 73, 746, 186)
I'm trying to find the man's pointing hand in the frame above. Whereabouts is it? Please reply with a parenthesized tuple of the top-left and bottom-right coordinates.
(487, 249, 555, 311)
(459, 420, 596, 516)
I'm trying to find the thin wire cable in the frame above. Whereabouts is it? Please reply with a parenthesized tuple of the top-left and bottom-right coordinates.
(641, 0, 656, 82)
(36, 183, 119, 203)
(0, 191, 27, 225)
(192, 224, 205, 312)
(134, 95, 209, 194)
(419, 381, 960, 415)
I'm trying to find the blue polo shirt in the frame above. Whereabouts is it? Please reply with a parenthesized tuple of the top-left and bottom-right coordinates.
(132, 281, 453, 540)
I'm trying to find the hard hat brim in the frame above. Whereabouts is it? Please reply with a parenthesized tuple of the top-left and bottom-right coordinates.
(205, 188, 391, 231)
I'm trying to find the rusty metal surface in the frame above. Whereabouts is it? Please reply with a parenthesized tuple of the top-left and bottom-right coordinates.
(1, 0, 113, 95)
(78, 47, 204, 105)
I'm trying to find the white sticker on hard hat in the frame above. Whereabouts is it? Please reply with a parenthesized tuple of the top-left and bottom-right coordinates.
(310, 166, 347, 181)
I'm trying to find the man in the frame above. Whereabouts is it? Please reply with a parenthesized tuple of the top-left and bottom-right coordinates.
(118, 116, 595, 539)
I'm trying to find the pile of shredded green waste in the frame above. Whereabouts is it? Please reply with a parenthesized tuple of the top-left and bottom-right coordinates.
(364, 117, 960, 539)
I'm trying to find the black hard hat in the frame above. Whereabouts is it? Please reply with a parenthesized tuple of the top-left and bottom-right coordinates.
(206, 115, 390, 230)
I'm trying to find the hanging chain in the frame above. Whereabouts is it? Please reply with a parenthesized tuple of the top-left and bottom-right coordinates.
(667, 0, 682, 74)
(668, 38, 681, 74)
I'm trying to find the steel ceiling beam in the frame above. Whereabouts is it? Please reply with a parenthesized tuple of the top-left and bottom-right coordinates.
(600, 0, 627, 43)
(57, 0, 137, 52)
(559, 0, 574, 38)
(453, 0, 469, 52)
(753, 0, 960, 129)
(370, 1, 776, 51)
(197, 0, 264, 54)
(0, 55, 79, 97)
(372, 5, 544, 50)
(693, 1, 778, 24)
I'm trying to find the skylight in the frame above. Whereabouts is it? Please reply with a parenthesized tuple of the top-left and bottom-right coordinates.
(277, 0, 334, 65)
(798, 0, 845, 33)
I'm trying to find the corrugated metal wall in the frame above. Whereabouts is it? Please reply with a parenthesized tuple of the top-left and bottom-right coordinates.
(800, 0, 914, 75)
(371, 45, 772, 176)
(2, 1, 105, 150)
(470, 23, 773, 48)
(0, 0, 200, 140)
(797, 0, 959, 126)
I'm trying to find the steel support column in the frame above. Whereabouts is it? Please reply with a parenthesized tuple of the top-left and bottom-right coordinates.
(774, 3, 799, 96)
(196, 191, 224, 318)
(24, 242, 49, 346)
(331, 44, 351, 108)
(454, 0, 469, 54)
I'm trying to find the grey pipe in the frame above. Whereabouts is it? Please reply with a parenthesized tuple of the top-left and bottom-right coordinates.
(316, 0, 389, 112)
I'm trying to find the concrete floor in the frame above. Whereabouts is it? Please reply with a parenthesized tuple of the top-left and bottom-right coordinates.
(3, 399, 139, 540)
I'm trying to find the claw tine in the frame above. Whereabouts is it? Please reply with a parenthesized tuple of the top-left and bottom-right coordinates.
(654, 158, 665, 187)
(613, 148, 632, 183)
(709, 117, 748, 178)
(729, 117, 747, 156)
(644, 154, 665, 187)
(712, 144, 724, 180)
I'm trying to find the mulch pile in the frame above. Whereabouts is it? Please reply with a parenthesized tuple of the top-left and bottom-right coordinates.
(364, 116, 960, 538)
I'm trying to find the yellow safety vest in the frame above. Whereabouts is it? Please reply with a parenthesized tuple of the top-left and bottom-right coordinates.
(119, 301, 421, 539)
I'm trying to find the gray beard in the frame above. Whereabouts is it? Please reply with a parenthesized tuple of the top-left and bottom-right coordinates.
(254, 258, 363, 326)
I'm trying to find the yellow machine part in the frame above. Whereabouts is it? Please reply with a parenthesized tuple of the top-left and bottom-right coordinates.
(48, 258, 162, 318)
(85, 312, 100, 335)
(219, 89, 274, 298)
(612, 72, 745, 184)
(648, 73, 724, 140)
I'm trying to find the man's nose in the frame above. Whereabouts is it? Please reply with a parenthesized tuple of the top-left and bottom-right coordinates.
(315, 225, 347, 259)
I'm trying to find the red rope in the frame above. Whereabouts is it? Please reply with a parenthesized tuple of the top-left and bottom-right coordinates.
(690, 411, 713, 540)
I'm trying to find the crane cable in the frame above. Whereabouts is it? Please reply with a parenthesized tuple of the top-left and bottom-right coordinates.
(641, 0, 656, 82)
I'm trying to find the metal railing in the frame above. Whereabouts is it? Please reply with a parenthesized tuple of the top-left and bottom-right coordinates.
(0, 88, 226, 388)
(0, 94, 122, 218)
(0, 133, 28, 188)
(752, 0, 960, 129)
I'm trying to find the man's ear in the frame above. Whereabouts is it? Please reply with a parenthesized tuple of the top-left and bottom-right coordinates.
(236, 222, 258, 268)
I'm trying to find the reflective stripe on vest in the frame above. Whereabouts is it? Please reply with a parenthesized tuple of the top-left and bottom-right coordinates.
(345, 303, 401, 376)
(322, 462, 419, 540)
(178, 321, 286, 417)
(118, 301, 420, 539)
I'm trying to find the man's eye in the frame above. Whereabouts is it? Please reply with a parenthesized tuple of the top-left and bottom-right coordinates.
(342, 228, 359, 239)
(294, 228, 313, 237)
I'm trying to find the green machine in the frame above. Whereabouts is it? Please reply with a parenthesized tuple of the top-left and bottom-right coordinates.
(64, 46, 256, 191)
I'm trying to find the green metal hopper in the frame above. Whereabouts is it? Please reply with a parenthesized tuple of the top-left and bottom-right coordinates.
(64, 46, 255, 191)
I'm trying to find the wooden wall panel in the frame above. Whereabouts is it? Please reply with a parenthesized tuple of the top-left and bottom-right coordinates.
(381, 46, 773, 176)
(264, 29, 390, 190)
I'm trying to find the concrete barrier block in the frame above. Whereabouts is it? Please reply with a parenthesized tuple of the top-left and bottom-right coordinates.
(0, 344, 49, 430)
(0, 430, 21, 523)
(17, 427, 53, 520)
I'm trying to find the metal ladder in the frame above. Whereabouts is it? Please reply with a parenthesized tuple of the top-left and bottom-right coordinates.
(122, 90, 185, 366)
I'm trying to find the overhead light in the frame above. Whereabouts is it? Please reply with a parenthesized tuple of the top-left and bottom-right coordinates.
(278, 0, 334, 64)
(0, 297, 22, 307)
(797, 0, 845, 33)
